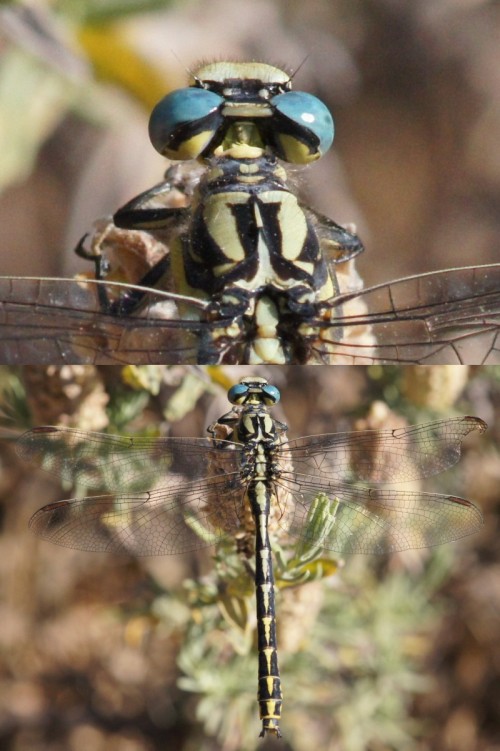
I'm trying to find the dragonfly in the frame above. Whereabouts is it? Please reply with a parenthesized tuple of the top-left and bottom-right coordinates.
(18, 376, 485, 738)
(1, 61, 499, 364)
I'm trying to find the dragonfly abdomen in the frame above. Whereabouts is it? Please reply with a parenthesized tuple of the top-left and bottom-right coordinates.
(249, 479, 283, 738)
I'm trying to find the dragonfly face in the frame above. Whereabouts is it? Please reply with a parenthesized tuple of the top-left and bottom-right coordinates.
(18, 377, 485, 737)
(149, 61, 334, 163)
(0, 61, 499, 364)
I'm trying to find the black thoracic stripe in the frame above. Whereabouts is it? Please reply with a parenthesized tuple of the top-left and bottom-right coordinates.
(187, 200, 259, 292)
(231, 199, 261, 253)
(256, 200, 329, 284)
(250, 480, 283, 737)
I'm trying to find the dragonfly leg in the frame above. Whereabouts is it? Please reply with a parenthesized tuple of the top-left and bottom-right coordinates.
(75, 230, 173, 317)
(113, 178, 190, 230)
(75, 233, 111, 280)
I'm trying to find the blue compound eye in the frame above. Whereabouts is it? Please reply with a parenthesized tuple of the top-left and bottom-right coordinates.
(262, 384, 280, 404)
(228, 383, 249, 404)
(149, 87, 224, 160)
(271, 91, 334, 163)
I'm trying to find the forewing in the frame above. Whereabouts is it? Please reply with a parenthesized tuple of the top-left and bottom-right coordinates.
(0, 277, 222, 364)
(17, 427, 243, 491)
(20, 426, 249, 554)
(281, 416, 486, 483)
(0, 264, 499, 365)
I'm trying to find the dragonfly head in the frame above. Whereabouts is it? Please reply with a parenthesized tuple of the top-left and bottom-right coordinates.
(228, 377, 281, 407)
(149, 61, 334, 164)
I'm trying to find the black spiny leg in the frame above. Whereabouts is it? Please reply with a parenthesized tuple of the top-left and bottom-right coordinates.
(75, 233, 114, 313)
(74, 178, 191, 317)
(113, 180, 188, 230)
(75, 233, 111, 281)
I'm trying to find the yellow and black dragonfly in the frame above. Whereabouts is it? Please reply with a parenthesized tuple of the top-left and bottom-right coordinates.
(1, 62, 499, 364)
(18, 376, 485, 737)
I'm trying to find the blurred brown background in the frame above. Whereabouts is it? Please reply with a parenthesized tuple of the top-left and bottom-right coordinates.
(0, 0, 499, 287)
(1, 1, 500, 749)
(0, 364, 499, 751)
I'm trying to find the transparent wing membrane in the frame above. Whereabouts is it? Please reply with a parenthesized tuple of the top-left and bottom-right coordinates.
(283, 416, 486, 483)
(0, 277, 208, 364)
(19, 415, 484, 556)
(28, 480, 247, 556)
(274, 480, 483, 554)
(1, 264, 499, 364)
(18, 427, 242, 490)
(312, 264, 500, 364)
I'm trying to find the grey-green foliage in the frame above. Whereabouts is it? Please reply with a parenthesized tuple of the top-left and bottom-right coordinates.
(306, 561, 448, 751)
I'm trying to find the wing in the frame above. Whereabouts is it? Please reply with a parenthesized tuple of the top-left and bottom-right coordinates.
(274, 478, 483, 554)
(17, 426, 243, 490)
(28, 476, 248, 556)
(0, 276, 221, 364)
(281, 417, 486, 483)
(19, 426, 249, 555)
(314, 263, 500, 364)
